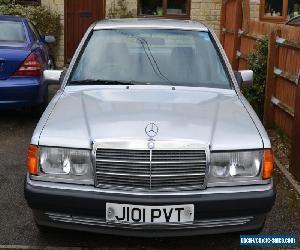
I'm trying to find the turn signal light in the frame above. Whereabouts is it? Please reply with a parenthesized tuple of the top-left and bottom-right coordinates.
(27, 144, 39, 175)
(263, 149, 274, 179)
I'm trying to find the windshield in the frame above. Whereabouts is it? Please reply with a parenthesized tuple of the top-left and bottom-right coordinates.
(287, 16, 300, 27)
(70, 29, 231, 88)
(0, 21, 26, 43)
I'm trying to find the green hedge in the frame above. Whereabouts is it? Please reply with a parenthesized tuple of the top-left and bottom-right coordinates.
(0, 3, 61, 50)
(242, 37, 269, 120)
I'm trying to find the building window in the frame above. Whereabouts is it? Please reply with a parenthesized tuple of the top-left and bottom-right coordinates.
(15, 0, 41, 5)
(260, 0, 300, 22)
(167, 0, 187, 15)
(139, 0, 190, 18)
(264, 0, 283, 16)
(139, 0, 163, 16)
(288, 0, 300, 18)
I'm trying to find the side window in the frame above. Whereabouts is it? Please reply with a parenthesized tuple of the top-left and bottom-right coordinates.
(28, 22, 41, 42)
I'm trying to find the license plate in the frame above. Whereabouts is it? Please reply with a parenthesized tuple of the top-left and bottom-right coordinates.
(106, 203, 194, 224)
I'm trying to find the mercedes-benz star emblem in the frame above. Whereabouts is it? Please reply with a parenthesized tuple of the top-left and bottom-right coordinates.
(145, 123, 159, 138)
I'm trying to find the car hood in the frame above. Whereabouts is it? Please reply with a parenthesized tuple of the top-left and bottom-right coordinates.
(38, 86, 263, 150)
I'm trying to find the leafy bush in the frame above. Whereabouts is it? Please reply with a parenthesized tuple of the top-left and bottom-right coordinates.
(242, 37, 269, 120)
(0, 0, 13, 4)
(107, 0, 134, 18)
(0, 3, 61, 49)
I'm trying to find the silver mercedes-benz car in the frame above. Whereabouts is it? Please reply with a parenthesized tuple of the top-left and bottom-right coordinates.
(25, 19, 275, 237)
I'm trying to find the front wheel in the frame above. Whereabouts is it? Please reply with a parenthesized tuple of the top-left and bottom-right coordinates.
(244, 218, 266, 235)
(41, 88, 49, 109)
(35, 222, 54, 234)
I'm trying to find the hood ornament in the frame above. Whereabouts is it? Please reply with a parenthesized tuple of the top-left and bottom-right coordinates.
(145, 123, 158, 150)
(145, 123, 159, 139)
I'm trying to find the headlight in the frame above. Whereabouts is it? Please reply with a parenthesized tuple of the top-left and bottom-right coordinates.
(38, 147, 93, 185)
(208, 150, 263, 184)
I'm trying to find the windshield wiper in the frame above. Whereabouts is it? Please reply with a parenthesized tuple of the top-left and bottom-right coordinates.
(69, 79, 148, 86)
(114, 30, 175, 85)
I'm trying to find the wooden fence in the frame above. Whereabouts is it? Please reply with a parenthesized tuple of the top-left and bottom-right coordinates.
(220, 0, 300, 181)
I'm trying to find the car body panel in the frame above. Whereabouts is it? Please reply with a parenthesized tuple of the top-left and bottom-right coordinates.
(0, 76, 44, 107)
(25, 175, 275, 237)
(94, 18, 209, 31)
(0, 47, 31, 80)
(59, 19, 271, 149)
(0, 15, 50, 108)
(37, 86, 263, 151)
(27, 19, 275, 236)
(286, 15, 300, 26)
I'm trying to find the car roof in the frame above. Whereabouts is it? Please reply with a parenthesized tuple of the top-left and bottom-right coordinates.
(94, 18, 209, 31)
(0, 15, 27, 22)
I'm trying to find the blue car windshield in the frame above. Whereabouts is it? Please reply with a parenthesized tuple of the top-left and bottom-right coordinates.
(0, 21, 26, 43)
(71, 29, 231, 89)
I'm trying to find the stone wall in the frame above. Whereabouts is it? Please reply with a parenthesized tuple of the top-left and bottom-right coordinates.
(105, 0, 222, 35)
(249, 0, 260, 21)
(190, 0, 222, 36)
(106, 0, 137, 17)
(41, 0, 64, 68)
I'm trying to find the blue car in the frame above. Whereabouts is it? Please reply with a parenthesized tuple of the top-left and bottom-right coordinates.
(0, 15, 55, 110)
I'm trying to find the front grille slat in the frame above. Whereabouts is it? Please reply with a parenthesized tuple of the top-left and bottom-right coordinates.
(46, 212, 254, 229)
(98, 162, 206, 169)
(97, 159, 206, 164)
(98, 169, 205, 175)
(95, 148, 207, 191)
(96, 171, 205, 178)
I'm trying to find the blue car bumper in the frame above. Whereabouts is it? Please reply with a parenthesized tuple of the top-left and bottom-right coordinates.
(0, 76, 46, 108)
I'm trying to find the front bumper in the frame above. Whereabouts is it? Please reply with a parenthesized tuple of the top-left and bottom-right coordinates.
(25, 177, 276, 237)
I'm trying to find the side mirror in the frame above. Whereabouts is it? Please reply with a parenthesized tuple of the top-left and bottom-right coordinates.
(234, 70, 254, 88)
(43, 70, 63, 85)
(43, 35, 56, 44)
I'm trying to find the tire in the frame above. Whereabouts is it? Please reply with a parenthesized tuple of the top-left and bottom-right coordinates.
(244, 219, 266, 235)
(33, 212, 57, 234)
(35, 222, 54, 234)
(30, 88, 48, 116)
(42, 88, 49, 108)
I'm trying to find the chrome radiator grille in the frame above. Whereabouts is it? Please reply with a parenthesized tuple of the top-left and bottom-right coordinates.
(95, 148, 207, 191)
